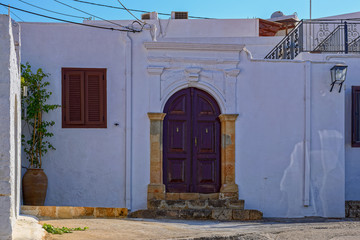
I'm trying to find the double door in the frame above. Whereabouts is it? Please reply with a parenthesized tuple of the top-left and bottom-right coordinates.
(163, 88, 221, 193)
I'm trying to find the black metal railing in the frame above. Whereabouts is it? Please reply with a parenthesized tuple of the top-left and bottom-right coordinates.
(265, 19, 360, 59)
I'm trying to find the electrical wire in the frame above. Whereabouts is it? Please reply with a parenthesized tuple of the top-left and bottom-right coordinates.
(70, 0, 212, 19)
(18, 0, 86, 19)
(116, 0, 143, 23)
(1, 5, 25, 21)
(0, 3, 140, 32)
(53, 0, 133, 30)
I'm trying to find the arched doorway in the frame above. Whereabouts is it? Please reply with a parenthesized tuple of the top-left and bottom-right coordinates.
(163, 88, 221, 193)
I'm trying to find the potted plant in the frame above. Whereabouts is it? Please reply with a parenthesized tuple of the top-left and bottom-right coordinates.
(21, 63, 60, 206)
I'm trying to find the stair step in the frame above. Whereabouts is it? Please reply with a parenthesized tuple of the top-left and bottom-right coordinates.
(128, 209, 262, 221)
(148, 199, 245, 210)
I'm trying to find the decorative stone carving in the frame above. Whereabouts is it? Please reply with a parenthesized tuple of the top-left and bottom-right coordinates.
(185, 67, 202, 82)
(224, 69, 241, 78)
(147, 66, 164, 75)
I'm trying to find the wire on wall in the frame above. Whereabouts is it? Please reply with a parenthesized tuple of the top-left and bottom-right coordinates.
(0, 3, 140, 32)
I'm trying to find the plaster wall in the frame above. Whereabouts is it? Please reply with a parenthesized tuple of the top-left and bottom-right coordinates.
(298, 53, 360, 202)
(19, 20, 280, 210)
(20, 23, 128, 208)
(131, 39, 345, 217)
(20, 20, 345, 218)
(0, 15, 21, 240)
(236, 56, 344, 217)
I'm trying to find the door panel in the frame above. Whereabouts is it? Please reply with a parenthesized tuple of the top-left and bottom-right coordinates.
(168, 121, 187, 152)
(192, 89, 221, 193)
(163, 88, 220, 193)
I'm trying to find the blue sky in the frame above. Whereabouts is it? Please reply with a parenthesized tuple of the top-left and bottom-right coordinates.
(1, 0, 360, 22)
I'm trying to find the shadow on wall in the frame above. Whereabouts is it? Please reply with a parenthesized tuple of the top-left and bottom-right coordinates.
(280, 130, 344, 217)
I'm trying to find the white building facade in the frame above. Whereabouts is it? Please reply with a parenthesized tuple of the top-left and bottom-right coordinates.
(14, 14, 360, 218)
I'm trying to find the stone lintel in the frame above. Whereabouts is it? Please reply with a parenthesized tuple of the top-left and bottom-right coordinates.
(148, 112, 166, 121)
(147, 66, 165, 75)
(219, 114, 239, 122)
(224, 69, 241, 78)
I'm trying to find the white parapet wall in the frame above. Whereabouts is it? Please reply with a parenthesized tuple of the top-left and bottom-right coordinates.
(0, 14, 21, 240)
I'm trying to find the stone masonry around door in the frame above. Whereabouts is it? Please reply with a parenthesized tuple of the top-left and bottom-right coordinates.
(129, 88, 262, 221)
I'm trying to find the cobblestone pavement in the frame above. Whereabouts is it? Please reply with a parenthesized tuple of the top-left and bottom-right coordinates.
(41, 218, 360, 240)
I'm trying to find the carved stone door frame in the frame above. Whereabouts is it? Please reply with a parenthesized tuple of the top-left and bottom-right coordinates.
(147, 111, 238, 200)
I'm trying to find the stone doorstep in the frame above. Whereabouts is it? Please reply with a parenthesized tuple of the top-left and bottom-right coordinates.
(21, 206, 128, 219)
(165, 192, 239, 201)
(128, 209, 262, 221)
(148, 199, 245, 210)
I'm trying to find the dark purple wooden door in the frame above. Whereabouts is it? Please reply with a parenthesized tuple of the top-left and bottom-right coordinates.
(163, 88, 221, 193)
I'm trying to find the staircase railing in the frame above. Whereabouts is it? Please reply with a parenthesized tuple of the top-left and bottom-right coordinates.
(264, 20, 303, 60)
(265, 19, 360, 59)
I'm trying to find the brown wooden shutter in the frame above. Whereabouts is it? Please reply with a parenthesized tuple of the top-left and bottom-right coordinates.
(64, 71, 85, 125)
(85, 71, 105, 126)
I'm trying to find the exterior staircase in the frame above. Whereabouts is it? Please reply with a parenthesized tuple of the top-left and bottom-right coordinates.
(264, 19, 360, 60)
(128, 193, 262, 221)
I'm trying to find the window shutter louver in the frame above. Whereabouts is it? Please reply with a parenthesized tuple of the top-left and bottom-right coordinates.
(64, 71, 85, 125)
(85, 72, 105, 125)
(62, 68, 106, 128)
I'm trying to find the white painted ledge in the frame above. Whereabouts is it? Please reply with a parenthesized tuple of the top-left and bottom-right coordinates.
(144, 42, 245, 51)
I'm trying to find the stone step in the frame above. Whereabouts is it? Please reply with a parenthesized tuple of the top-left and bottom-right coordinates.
(148, 199, 245, 210)
(128, 209, 262, 221)
(165, 192, 238, 200)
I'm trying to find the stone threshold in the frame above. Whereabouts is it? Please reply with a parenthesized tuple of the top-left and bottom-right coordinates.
(21, 205, 128, 219)
(165, 193, 220, 200)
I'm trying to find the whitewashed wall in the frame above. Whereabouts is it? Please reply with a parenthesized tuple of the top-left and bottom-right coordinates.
(299, 53, 360, 202)
(0, 15, 21, 239)
(235, 53, 345, 217)
(20, 19, 346, 218)
(20, 23, 129, 208)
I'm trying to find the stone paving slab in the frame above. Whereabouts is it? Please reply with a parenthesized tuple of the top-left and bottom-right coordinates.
(39, 217, 360, 240)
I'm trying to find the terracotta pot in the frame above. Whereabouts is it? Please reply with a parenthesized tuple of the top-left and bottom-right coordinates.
(22, 168, 48, 206)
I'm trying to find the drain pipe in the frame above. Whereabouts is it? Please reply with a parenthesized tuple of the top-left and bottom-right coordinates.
(303, 61, 311, 207)
(125, 31, 134, 211)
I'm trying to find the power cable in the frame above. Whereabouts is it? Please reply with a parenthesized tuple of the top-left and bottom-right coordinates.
(53, 0, 133, 30)
(18, 0, 86, 19)
(116, 0, 143, 23)
(70, 0, 212, 19)
(1, 5, 25, 21)
(0, 3, 140, 32)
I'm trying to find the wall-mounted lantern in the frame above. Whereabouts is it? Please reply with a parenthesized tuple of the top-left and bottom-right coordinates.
(330, 64, 348, 93)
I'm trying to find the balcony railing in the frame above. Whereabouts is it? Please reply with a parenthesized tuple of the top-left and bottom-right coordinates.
(264, 19, 360, 59)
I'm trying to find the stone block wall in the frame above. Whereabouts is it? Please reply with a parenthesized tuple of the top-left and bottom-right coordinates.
(0, 14, 21, 240)
(346, 201, 360, 218)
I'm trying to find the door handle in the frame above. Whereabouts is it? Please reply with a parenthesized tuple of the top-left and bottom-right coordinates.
(195, 137, 197, 146)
